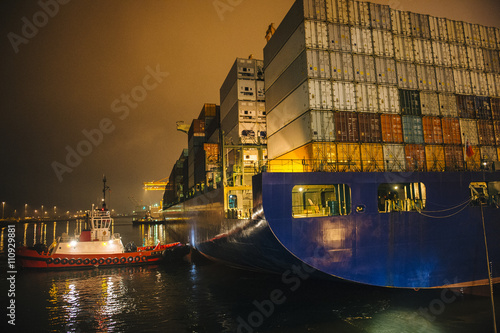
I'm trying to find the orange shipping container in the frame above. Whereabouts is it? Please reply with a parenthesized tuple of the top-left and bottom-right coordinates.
(405, 144, 426, 171)
(425, 145, 445, 172)
(422, 116, 443, 144)
(380, 114, 403, 143)
(336, 143, 362, 172)
(441, 117, 461, 145)
(444, 145, 465, 171)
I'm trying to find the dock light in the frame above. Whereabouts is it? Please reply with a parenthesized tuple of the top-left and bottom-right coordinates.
(299, 187, 304, 192)
(394, 186, 399, 190)
(70, 240, 77, 247)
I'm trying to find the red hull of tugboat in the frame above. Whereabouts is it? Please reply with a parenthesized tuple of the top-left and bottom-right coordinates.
(16, 243, 182, 269)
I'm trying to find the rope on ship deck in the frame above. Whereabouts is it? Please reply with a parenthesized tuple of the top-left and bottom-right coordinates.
(480, 204, 497, 333)
(417, 198, 472, 219)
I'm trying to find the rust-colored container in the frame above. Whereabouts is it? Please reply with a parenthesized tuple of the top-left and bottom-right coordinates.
(444, 145, 465, 171)
(492, 98, 500, 120)
(477, 120, 496, 146)
(422, 116, 443, 144)
(405, 144, 426, 171)
(360, 143, 384, 172)
(441, 117, 461, 145)
(335, 112, 359, 142)
(425, 145, 445, 172)
(456, 95, 476, 119)
(204, 143, 219, 164)
(380, 114, 403, 143)
(358, 113, 382, 143)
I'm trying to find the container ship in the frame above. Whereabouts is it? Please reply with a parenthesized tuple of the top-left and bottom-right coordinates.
(163, 0, 500, 289)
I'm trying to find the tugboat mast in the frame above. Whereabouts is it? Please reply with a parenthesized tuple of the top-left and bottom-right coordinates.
(102, 175, 110, 210)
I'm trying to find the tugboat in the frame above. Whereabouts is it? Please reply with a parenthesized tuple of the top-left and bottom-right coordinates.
(16, 176, 184, 269)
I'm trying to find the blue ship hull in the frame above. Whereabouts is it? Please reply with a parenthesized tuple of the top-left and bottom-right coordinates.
(164, 171, 500, 289)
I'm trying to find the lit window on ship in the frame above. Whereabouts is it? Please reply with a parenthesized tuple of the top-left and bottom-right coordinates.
(292, 185, 351, 218)
(378, 183, 426, 213)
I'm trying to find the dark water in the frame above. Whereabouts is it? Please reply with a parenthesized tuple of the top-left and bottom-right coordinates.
(1, 219, 499, 333)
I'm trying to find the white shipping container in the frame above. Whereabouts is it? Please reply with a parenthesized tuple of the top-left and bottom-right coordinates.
(435, 66, 455, 93)
(470, 71, 489, 96)
(326, 0, 350, 25)
(375, 57, 397, 85)
(267, 80, 333, 137)
(351, 26, 373, 54)
(460, 119, 479, 145)
(483, 49, 500, 73)
(257, 102, 266, 122)
(416, 64, 437, 91)
(349, 0, 370, 27)
(495, 28, 500, 50)
(331, 52, 354, 81)
(305, 20, 329, 49)
(383, 144, 406, 172)
(453, 69, 472, 95)
(369, 3, 391, 31)
(267, 110, 335, 159)
(328, 23, 352, 52)
(226, 121, 263, 145)
(372, 29, 394, 57)
(432, 41, 452, 67)
(221, 79, 256, 120)
(333, 81, 356, 111)
(355, 83, 379, 112)
(413, 38, 433, 65)
(472, 24, 483, 47)
(378, 85, 400, 114)
(353, 54, 376, 83)
(438, 93, 458, 117)
(446, 19, 465, 44)
(467, 46, 485, 71)
(463, 22, 481, 47)
(449, 43, 468, 69)
(264, 23, 307, 89)
(396, 61, 418, 89)
(393, 35, 414, 62)
(483, 27, 497, 49)
(391, 9, 411, 36)
(306, 49, 331, 79)
(429, 16, 448, 41)
(420, 92, 440, 116)
(301, 0, 327, 21)
(481, 146, 498, 162)
(486, 73, 499, 97)
(410, 12, 431, 39)
(238, 101, 257, 121)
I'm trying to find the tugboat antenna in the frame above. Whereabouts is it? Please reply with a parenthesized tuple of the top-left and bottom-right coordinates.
(102, 175, 110, 210)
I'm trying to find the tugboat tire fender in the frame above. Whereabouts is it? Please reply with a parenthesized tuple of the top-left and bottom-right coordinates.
(76, 259, 82, 265)
(61, 258, 68, 265)
(83, 258, 90, 265)
(98, 258, 105, 265)
(120, 257, 127, 264)
(127, 256, 134, 263)
(69, 259, 76, 265)
(91, 258, 98, 265)
(134, 256, 140, 262)
(46, 258, 53, 264)
(113, 258, 119, 264)
(54, 258, 61, 264)
(105, 258, 112, 264)
(141, 256, 147, 262)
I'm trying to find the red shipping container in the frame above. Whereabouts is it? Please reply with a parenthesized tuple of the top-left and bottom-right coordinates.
(495, 120, 500, 146)
(422, 116, 443, 144)
(335, 112, 359, 142)
(380, 114, 403, 143)
(477, 120, 496, 146)
(405, 144, 426, 171)
(492, 98, 500, 120)
(358, 113, 382, 143)
(441, 117, 461, 145)
(444, 145, 465, 171)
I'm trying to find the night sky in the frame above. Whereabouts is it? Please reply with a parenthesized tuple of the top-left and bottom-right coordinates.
(1, 0, 499, 216)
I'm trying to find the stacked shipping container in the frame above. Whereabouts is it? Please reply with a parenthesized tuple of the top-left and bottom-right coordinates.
(264, 0, 500, 172)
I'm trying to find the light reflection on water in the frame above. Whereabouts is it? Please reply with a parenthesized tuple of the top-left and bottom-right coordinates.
(0, 220, 499, 332)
